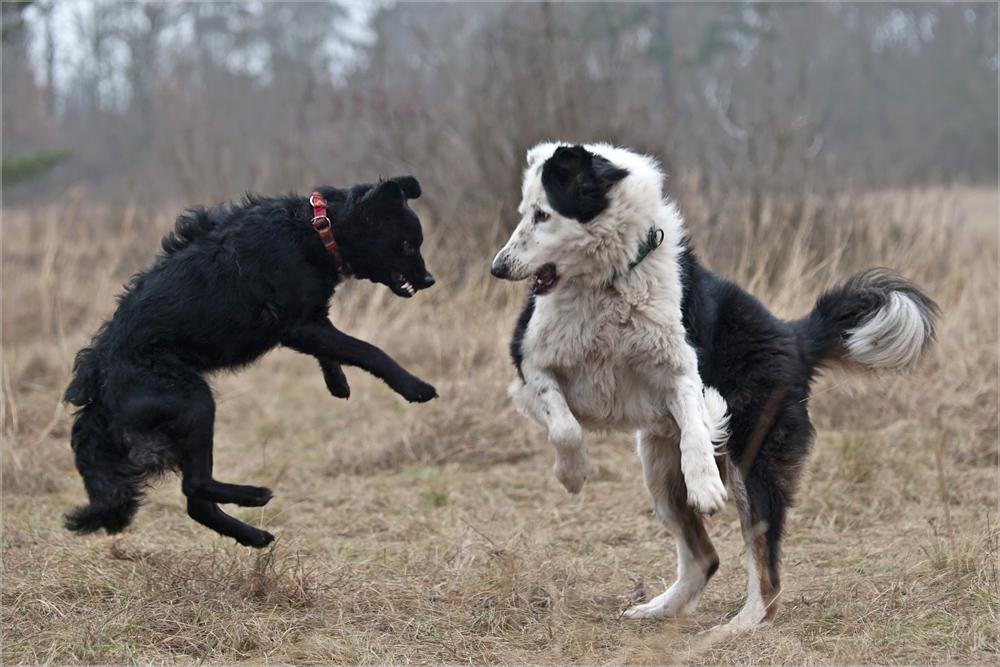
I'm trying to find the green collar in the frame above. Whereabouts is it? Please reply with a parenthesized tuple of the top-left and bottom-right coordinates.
(607, 224, 664, 287)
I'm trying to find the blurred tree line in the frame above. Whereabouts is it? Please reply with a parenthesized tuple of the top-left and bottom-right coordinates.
(2, 1, 70, 185)
(3, 2, 997, 237)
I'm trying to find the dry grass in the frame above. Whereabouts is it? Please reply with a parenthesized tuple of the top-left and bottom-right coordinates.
(2, 185, 997, 665)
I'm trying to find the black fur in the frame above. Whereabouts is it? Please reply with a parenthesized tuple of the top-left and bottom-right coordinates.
(541, 145, 629, 223)
(510, 293, 535, 381)
(64, 177, 437, 547)
(675, 243, 938, 592)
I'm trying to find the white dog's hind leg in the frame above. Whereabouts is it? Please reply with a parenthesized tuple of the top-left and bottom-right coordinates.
(511, 364, 588, 493)
(709, 547, 774, 635)
(666, 375, 728, 514)
(707, 461, 780, 635)
(622, 430, 720, 619)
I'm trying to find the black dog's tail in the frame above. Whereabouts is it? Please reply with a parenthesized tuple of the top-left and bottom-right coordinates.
(792, 268, 940, 377)
(63, 349, 143, 535)
(161, 206, 218, 256)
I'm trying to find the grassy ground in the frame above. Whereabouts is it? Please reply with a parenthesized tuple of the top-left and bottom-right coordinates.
(2, 186, 997, 665)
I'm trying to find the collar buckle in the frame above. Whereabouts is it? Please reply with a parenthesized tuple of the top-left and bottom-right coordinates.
(310, 191, 344, 270)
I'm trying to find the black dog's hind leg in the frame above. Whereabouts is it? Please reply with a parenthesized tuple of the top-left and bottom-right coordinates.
(121, 373, 275, 547)
(170, 385, 273, 508)
(282, 319, 436, 403)
(174, 392, 274, 548)
(187, 498, 274, 548)
(319, 358, 350, 399)
(179, 434, 274, 508)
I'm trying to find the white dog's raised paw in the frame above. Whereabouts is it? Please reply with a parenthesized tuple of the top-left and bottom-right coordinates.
(548, 418, 587, 493)
(553, 449, 588, 494)
(685, 467, 728, 515)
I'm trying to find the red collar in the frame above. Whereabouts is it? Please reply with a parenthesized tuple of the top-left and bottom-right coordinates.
(310, 192, 344, 270)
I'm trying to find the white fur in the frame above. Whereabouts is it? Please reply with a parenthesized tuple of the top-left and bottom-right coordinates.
(704, 549, 773, 637)
(703, 386, 730, 450)
(844, 291, 932, 370)
(496, 142, 729, 515)
(620, 543, 706, 619)
(621, 430, 713, 619)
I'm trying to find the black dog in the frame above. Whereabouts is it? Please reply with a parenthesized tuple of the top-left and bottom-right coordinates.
(64, 176, 437, 547)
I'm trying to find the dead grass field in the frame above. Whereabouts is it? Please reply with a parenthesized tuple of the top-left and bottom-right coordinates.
(2, 186, 997, 665)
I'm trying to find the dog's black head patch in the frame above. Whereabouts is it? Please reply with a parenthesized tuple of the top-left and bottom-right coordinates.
(541, 145, 629, 223)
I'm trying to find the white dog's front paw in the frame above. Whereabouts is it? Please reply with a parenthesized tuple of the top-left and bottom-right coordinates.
(682, 452, 727, 515)
(549, 420, 587, 493)
(553, 448, 588, 494)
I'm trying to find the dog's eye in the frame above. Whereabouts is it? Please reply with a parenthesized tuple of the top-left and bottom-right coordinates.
(402, 240, 413, 254)
(533, 209, 550, 224)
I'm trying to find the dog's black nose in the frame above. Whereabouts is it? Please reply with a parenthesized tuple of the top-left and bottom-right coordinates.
(422, 272, 435, 287)
(490, 261, 509, 279)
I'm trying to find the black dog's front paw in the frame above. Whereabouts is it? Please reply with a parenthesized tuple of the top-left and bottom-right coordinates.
(321, 361, 350, 399)
(237, 529, 275, 549)
(399, 377, 438, 403)
(238, 486, 274, 507)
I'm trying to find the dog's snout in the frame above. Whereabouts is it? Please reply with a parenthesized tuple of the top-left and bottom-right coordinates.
(490, 260, 510, 280)
(422, 272, 435, 288)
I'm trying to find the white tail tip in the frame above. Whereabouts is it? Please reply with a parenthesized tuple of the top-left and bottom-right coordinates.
(844, 291, 934, 370)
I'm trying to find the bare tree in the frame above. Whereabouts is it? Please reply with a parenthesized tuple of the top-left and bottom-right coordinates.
(3, 1, 995, 218)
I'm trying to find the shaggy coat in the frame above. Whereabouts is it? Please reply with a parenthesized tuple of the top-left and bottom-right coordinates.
(64, 177, 437, 548)
(491, 143, 938, 633)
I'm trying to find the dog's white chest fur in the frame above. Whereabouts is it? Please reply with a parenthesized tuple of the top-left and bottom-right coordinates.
(519, 272, 690, 433)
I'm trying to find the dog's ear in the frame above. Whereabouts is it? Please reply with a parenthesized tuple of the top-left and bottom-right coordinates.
(593, 156, 629, 188)
(541, 145, 629, 223)
(390, 175, 421, 200)
(548, 145, 592, 178)
(369, 179, 407, 208)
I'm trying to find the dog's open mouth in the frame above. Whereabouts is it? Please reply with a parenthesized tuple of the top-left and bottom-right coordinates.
(531, 263, 559, 296)
(391, 272, 417, 298)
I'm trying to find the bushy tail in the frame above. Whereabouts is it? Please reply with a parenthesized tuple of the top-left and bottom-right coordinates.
(63, 349, 143, 535)
(792, 268, 940, 375)
(161, 206, 218, 256)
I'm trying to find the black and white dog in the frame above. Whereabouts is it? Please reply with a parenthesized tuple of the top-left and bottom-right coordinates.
(64, 177, 437, 548)
(491, 143, 938, 632)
